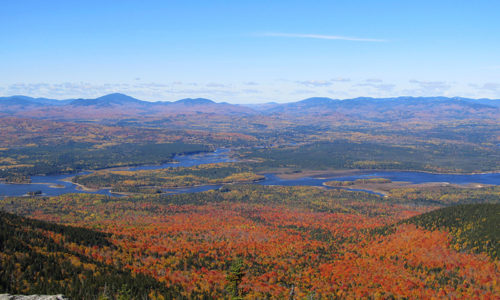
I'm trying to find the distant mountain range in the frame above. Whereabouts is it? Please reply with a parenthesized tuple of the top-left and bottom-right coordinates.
(0, 93, 219, 108)
(0, 93, 498, 121)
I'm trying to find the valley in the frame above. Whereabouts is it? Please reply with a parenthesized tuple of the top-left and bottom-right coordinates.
(3, 2, 499, 298)
(0, 94, 499, 298)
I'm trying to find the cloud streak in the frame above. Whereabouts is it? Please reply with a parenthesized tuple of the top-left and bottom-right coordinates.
(296, 80, 333, 87)
(470, 82, 500, 92)
(409, 80, 451, 92)
(356, 83, 395, 92)
(261, 32, 386, 42)
(3, 78, 499, 104)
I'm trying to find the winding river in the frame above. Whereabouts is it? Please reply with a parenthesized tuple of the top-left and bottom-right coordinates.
(0, 148, 499, 197)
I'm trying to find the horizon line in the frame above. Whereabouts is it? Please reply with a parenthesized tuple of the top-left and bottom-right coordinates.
(2, 93, 498, 104)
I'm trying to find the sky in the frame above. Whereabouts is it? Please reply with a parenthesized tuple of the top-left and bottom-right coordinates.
(1, 0, 499, 103)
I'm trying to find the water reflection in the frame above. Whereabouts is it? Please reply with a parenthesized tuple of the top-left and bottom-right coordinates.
(1, 149, 499, 198)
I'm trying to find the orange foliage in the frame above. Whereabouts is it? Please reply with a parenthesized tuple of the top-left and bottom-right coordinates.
(25, 198, 498, 298)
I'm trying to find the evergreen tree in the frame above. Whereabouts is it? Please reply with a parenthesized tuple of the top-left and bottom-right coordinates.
(226, 257, 245, 299)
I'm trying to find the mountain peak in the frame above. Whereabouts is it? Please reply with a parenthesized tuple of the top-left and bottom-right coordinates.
(298, 97, 336, 104)
(95, 93, 143, 103)
(0, 95, 37, 106)
(174, 98, 215, 105)
(70, 93, 144, 106)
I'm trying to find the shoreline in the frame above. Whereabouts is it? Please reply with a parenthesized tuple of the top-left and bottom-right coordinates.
(60, 177, 101, 192)
(1, 146, 499, 198)
(62, 174, 265, 196)
(322, 181, 493, 197)
(268, 168, 500, 180)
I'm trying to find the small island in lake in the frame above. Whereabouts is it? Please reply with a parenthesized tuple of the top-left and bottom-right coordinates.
(26, 190, 42, 196)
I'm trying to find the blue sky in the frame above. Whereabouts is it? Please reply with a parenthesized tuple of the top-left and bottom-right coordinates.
(1, 0, 499, 103)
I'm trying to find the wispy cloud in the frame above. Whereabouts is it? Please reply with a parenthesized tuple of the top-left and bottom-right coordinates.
(261, 32, 386, 42)
(409, 80, 451, 94)
(5, 79, 498, 103)
(1, 81, 243, 102)
(242, 89, 261, 94)
(296, 80, 333, 87)
(331, 77, 351, 82)
(365, 78, 383, 83)
(206, 82, 229, 88)
(356, 83, 395, 92)
(294, 78, 352, 87)
(470, 82, 500, 92)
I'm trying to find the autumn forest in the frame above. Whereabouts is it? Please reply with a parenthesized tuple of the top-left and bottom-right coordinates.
(0, 94, 499, 299)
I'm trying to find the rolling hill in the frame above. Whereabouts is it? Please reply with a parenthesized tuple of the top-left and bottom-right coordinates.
(1, 93, 498, 121)
(404, 203, 499, 258)
(0, 211, 181, 298)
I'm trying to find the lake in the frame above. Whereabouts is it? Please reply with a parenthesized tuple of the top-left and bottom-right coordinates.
(1, 149, 499, 197)
(0, 149, 235, 197)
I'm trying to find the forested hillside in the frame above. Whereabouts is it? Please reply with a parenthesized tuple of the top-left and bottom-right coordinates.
(0, 94, 498, 298)
(1, 185, 498, 298)
(405, 203, 499, 258)
(0, 211, 182, 299)
(3, 0, 500, 297)
(0, 142, 209, 183)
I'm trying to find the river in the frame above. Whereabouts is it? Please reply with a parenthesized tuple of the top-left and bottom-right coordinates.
(0, 149, 499, 197)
